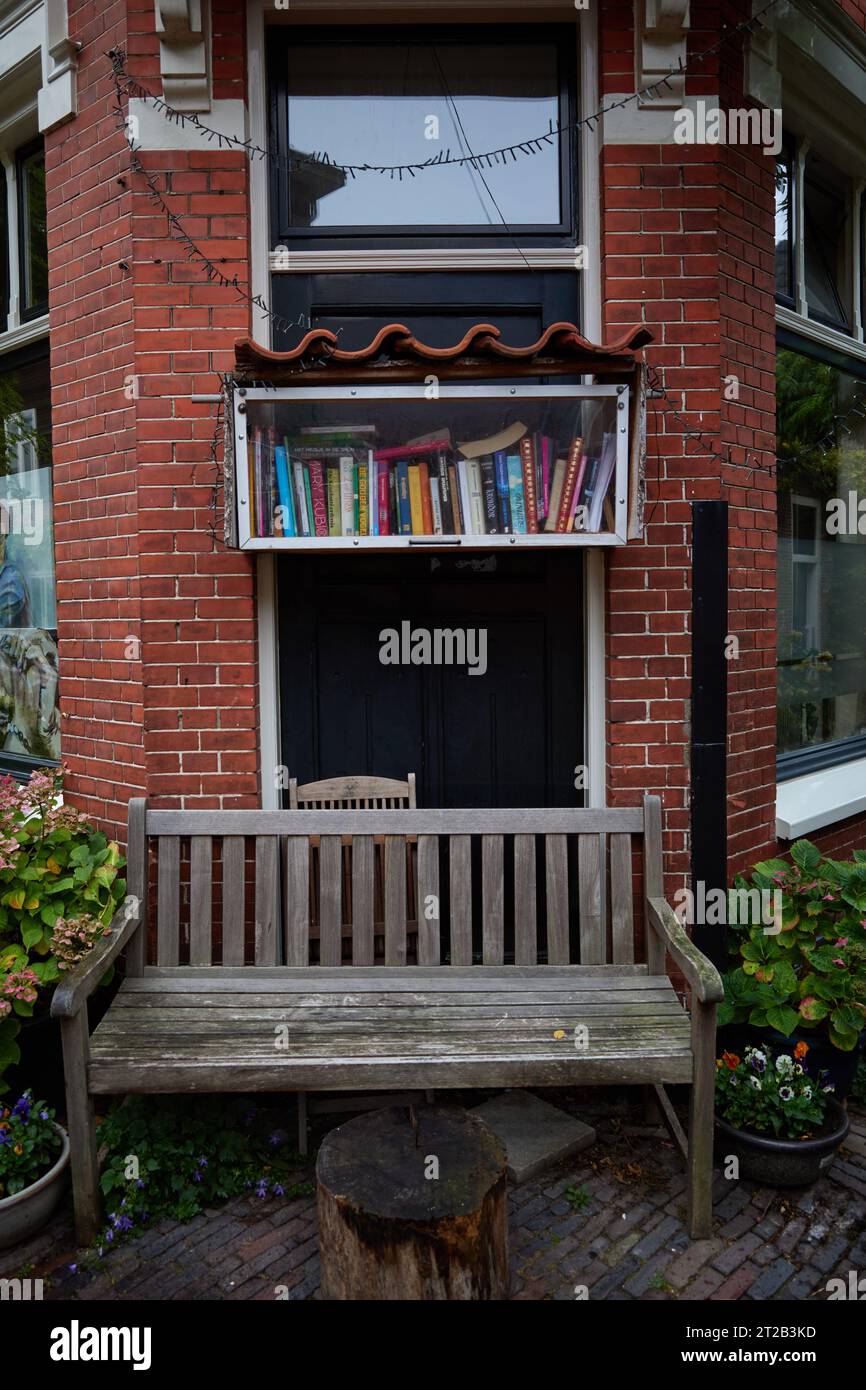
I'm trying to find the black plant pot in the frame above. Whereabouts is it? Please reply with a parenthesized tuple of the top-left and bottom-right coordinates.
(714, 1099, 849, 1187)
(4, 983, 117, 1110)
(716, 1022, 866, 1100)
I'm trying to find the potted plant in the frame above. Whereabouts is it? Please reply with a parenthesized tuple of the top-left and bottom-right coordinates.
(715, 1043, 848, 1186)
(0, 1090, 69, 1247)
(0, 767, 125, 1102)
(716, 838, 866, 1095)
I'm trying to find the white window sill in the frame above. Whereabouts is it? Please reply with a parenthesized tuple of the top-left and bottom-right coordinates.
(0, 315, 49, 356)
(776, 756, 866, 839)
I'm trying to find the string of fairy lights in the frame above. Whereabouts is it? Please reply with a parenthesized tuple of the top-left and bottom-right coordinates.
(108, 0, 866, 544)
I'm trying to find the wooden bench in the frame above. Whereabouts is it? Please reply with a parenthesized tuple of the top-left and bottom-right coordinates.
(52, 796, 723, 1244)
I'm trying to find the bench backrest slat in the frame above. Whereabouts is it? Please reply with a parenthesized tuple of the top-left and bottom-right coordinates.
(133, 799, 661, 970)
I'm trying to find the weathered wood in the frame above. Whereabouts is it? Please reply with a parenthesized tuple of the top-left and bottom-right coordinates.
(284, 837, 309, 966)
(222, 837, 246, 966)
(147, 807, 646, 836)
(688, 999, 717, 1239)
(254, 837, 278, 966)
(646, 897, 724, 1002)
(351, 835, 375, 966)
(610, 834, 634, 966)
(319, 836, 343, 967)
(384, 837, 407, 966)
(125, 798, 148, 976)
(157, 838, 180, 967)
(290, 774, 416, 807)
(578, 834, 603, 965)
(481, 836, 504, 965)
(51, 896, 142, 1019)
(316, 1106, 508, 1300)
(514, 835, 536, 965)
(415, 835, 440, 966)
(544, 834, 569, 965)
(60, 1011, 101, 1244)
(643, 794, 666, 976)
(449, 836, 472, 965)
(189, 837, 213, 966)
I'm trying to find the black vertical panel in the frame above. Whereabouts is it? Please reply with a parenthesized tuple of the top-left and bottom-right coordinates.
(691, 501, 728, 968)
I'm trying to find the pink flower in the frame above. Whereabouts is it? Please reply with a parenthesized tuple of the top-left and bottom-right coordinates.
(833, 959, 845, 967)
(823, 893, 836, 901)
(836, 938, 849, 947)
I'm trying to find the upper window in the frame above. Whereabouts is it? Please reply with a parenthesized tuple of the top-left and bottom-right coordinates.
(268, 26, 577, 246)
(803, 153, 849, 332)
(774, 143, 794, 306)
(777, 342, 866, 775)
(16, 140, 48, 321)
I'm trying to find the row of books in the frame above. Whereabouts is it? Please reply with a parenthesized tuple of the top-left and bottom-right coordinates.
(246, 421, 616, 539)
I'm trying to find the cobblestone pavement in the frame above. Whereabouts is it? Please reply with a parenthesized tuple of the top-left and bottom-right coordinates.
(4, 1091, 865, 1301)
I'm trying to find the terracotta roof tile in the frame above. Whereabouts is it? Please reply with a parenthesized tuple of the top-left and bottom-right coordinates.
(234, 321, 653, 382)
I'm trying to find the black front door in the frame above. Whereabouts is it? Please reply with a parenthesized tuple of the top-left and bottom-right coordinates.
(278, 550, 582, 808)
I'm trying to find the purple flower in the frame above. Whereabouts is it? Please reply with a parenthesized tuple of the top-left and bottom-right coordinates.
(255, 1180, 268, 1198)
(39, 1110, 49, 1121)
(272, 1184, 285, 1197)
(68, 1263, 78, 1275)
(269, 1132, 283, 1148)
(196, 1156, 208, 1168)
(135, 1179, 146, 1190)
(193, 1170, 202, 1183)
(12, 1095, 30, 1121)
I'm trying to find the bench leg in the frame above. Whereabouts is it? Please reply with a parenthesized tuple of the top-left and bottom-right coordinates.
(687, 999, 717, 1239)
(60, 1012, 101, 1246)
(297, 1091, 308, 1156)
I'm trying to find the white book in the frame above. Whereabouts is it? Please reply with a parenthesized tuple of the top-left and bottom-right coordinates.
(292, 460, 310, 537)
(457, 460, 474, 537)
(429, 473, 443, 535)
(467, 459, 485, 535)
(587, 433, 617, 533)
(339, 456, 355, 536)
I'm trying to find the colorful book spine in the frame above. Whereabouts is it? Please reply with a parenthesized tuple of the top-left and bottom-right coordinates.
(467, 460, 485, 535)
(352, 464, 361, 535)
(479, 457, 498, 533)
(368, 453, 378, 537)
(309, 459, 328, 537)
(377, 462, 391, 535)
(247, 440, 256, 537)
(418, 461, 434, 535)
(520, 435, 539, 533)
(429, 469, 443, 535)
(544, 459, 567, 533)
(555, 436, 585, 532)
(493, 451, 512, 534)
(293, 459, 310, 537)
(358, 461, 369, 536)
(448, 462, 463, 534)
(339, 457, 355, 535)
(541, 436, 552, 520)
(274, 445, 295, 537)
(506, 454, 526, 534)
(326, 462, 341, 537)
(253, 426, 264, 537)
(303, 466, 315, 537)
(397, 461, 413, 535)
(374, 438, 450, 461)
(436, 452, 455, 535)
(457, 460, 473, 536)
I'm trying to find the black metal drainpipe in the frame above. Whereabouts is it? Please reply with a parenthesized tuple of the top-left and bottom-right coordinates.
(690, 500, 729, 971)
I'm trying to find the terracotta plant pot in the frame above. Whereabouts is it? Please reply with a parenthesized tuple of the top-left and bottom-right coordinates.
(0, 1123, 70, 1250)
(714, 1099, 849, 1187)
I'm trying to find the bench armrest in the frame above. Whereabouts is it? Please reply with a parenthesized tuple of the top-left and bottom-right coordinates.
(646, 896, 725, 1005)
(50, 895, 142, 1020)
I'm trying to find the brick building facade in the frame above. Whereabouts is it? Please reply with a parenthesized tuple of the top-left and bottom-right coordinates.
(2, 0, 866, 919)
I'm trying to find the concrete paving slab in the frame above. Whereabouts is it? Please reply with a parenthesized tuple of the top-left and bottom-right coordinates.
(471, 1090, 597, 1183)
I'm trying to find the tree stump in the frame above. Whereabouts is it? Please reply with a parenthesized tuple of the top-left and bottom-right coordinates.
(316, 1105, 509, 1300)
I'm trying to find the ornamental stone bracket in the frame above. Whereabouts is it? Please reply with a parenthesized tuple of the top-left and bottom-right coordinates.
(38, 0, 80, 132)
(155, 0, 211, 112)
(635, 0, 691, 108)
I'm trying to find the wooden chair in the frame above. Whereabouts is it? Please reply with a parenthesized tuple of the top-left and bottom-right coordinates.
(288, 773, 421, 1151)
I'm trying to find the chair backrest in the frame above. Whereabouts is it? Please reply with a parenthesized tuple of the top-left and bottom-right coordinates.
(128, 798, 662, 972)
(289, 774, 417, 809)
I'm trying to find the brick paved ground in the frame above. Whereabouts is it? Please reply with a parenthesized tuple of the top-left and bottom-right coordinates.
(4, 1090, 864, 1301)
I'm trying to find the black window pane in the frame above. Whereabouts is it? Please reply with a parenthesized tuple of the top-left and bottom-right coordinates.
(777, 347, 866, 756)
(804, 155, 848, 330)
(284, 42, 562, 228)
(0, 179, 8, 332)
(19, 144, 48, 315)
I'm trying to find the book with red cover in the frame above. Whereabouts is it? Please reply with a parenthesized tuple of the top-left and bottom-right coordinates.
(309, 460, 329, 537)
(377, 461, 391, 535)
(554, 436, 585, 532)
(520, 435, 539, 533)
(374, 438, 451, 462)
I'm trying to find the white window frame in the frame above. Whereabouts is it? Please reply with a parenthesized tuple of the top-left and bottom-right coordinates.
(246, 0, 605, 812)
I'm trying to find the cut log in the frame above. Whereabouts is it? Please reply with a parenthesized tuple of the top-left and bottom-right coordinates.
(316, 1104, 508, 1300)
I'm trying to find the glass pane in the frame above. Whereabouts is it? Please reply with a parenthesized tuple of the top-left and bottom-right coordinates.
(0, 182, 8, 331)
(240, 394, 618, 540)
(777, 347, 866, 756)
(0, 355, 59, 762)
(20, 145, 48, 312)
(804, 155, 848, 329)
(774, 153, 792, 299)
(284, 43, 562, 228)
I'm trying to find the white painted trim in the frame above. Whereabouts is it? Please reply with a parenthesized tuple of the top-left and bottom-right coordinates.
(776, 304, 866, 366)
(0, 1, 41, 78)
(776, 756, 866, 838)
(247, 1, 270, 346)
(270, 248, 584, 274)
(0, 312, 48, 355)
(602, 92, 719, 146)
(126, 97, 245, 151)
(256, 553, 281, 810)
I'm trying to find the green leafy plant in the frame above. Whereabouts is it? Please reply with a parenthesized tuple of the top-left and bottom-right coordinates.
(715, 1043, 831, 1140)
(852, 1059, 866, 1107)
(717, 839, 866, 1051)
(0, 1089, 62, 1197)
(0, 767, 125, 1089)
(564, 1184, 591, 1212)
(79, 1097, 313, 1265)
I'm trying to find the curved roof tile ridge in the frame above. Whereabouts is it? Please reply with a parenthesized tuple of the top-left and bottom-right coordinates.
(234, 321, 652, 379)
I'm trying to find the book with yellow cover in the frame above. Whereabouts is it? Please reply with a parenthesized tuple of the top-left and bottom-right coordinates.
(408, 464, 425, 534)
